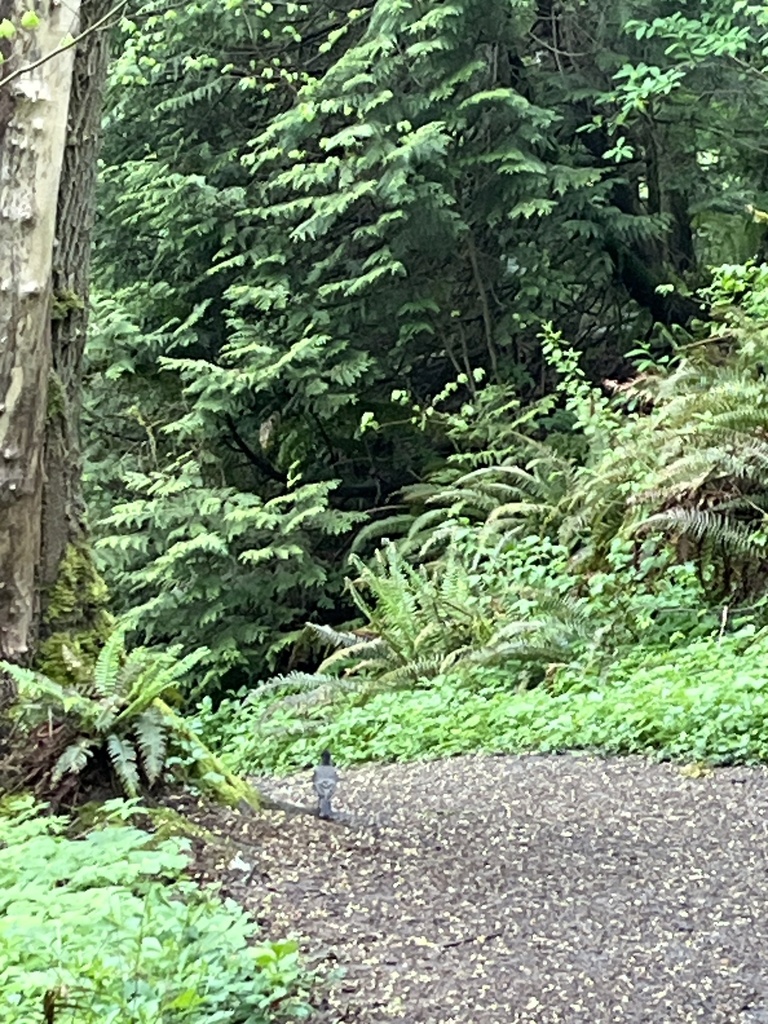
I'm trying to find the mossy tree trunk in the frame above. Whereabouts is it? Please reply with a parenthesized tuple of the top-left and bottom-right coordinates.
(0, 0, 111, 669)
(38, 0, 114, 678)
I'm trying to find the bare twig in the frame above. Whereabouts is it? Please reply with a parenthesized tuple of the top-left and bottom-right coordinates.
(441, 930, 503, 949)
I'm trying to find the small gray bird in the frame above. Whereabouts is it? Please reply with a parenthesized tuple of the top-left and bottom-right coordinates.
(313, 750, 338, 819)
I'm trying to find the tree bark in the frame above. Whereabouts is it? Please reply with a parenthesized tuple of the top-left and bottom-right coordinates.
(39, 0, 113, 669)
(0, 0, 81, 662)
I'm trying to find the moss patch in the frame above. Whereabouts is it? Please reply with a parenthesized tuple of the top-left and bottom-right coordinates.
(51, 289, 85, 322)
(46, 369, 67, 421)
(37, 542, 114, 686)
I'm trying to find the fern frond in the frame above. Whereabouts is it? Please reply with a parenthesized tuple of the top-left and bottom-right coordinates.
(106, 734, 140, 797)
(487, 500, 555, 525)
(51, 739, 95, 786)
(468, 638, 571, 665)
(453, 463, 541, 489)
(93, 629, 127, 698)
(425, 485, 501, 514)
(92, 695, 123, 734)
(114, 648, 208, 725)
(641, 506, 768, 554)
(318, 636, 389, 672)
(405, 506, 457, 544)
(303, 622, 368, 650)
(134, 707, 168, 785)
(114, 656, 149, 701)
(527, 592, 593, 633)
(249, 670, 340, 700)
(258, 672, 377, 717)
(0, 662, 93, 718)
(374, 655, 447, 687)
(350, 513, 413, 553)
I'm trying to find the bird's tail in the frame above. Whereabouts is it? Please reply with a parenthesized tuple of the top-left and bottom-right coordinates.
(318, 794, 333, 819)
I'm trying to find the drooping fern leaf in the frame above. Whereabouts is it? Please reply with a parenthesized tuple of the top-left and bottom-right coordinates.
(303, 622, 370, 651)
(106, 733, 140, 797)
(0, 663, 92, 718)
(641, 507, 768, 556)
(256, 670, 382, 719)
(133, 707, 168, 785)
(318, 636, 389, 674)
(51, 738, 96, 786)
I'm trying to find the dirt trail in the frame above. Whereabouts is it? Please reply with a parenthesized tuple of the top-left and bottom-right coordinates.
(184, 753, 768, 1024)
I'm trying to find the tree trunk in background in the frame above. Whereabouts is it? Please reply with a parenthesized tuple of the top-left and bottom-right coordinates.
(38, 0, 113, 673)
(0, 0, 81, 662)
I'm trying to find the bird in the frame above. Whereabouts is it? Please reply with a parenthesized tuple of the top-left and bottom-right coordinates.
(313, 749, 338, 819)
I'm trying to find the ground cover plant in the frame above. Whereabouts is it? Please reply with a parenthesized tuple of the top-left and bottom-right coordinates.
(195, 623, 768, 775)
(0, 797, 310, 1024)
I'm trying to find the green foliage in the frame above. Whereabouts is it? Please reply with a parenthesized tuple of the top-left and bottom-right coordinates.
(0, 798, 310, 1023)
(74, 0, 768, 713)
(558, 293, 768, 598)
(195, 623, 768, 774)
(89, 0, 768, 694)
(92, 457, 363, 694)
(1, 630, 208, 799)
(331, 535, 646, 682)
(193, 524, 719, 773)
(353, 378, 579, 555)
(205, 282, 768, 775)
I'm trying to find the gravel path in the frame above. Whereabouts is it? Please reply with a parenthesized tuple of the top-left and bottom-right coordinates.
(185, 753, 768, 1023)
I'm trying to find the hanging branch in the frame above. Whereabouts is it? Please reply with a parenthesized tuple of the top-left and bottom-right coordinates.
(0, 0, 130, 89)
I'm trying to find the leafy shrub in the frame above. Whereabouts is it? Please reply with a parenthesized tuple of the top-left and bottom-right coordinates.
(264, 529, 712, 700)
(308, 540, 589, 686)
(0, 797, 310, 1023)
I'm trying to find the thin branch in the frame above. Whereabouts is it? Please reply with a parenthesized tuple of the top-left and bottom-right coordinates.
(467, 233, 499, 381)
(0, 0, 129, 89)
(224, 413, 287, 484)
(456, 322, 477, 397)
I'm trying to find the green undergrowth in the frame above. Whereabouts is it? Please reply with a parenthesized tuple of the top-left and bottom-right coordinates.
(197, 625, 768, 774)
(0, 797, 310, 1024)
